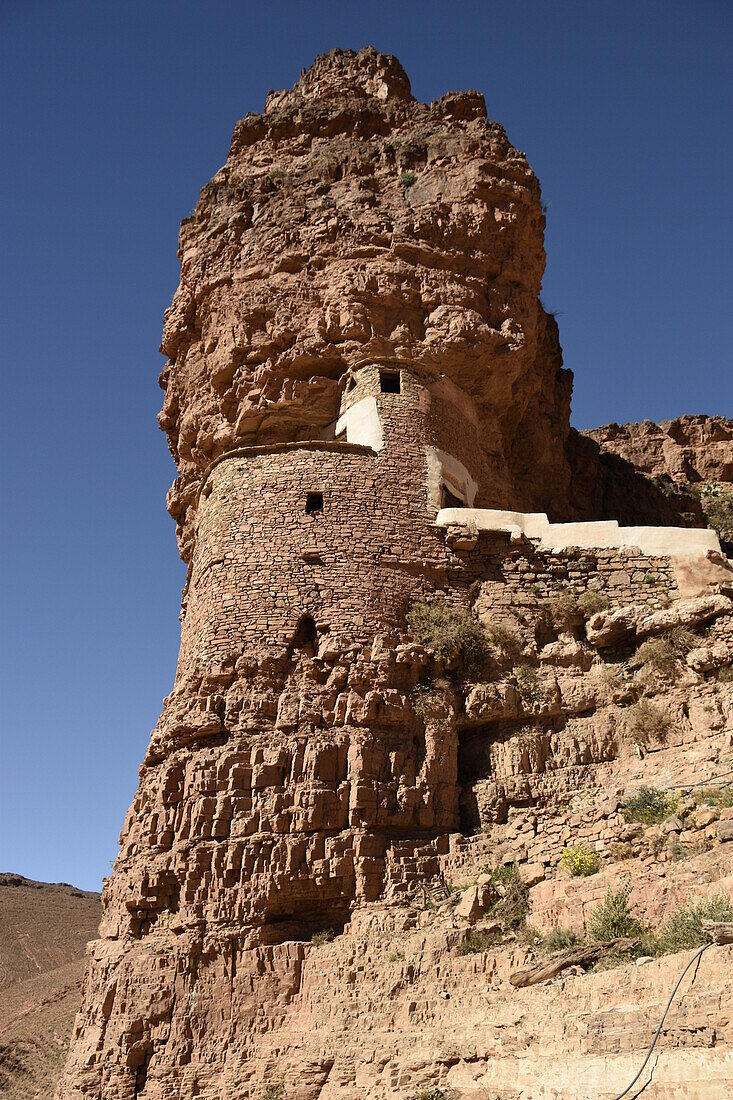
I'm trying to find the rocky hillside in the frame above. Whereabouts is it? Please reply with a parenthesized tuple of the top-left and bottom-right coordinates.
(0, 875, 100, 1100)
(585, 417, 733, 550)
(587, 416, 733, 487)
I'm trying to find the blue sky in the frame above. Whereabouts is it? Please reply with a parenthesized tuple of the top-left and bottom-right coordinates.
(1, 0, 731, 892)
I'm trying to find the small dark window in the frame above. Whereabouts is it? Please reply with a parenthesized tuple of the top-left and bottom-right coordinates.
(441, 485, 464, 510)
(379, 369, 401, 394)
(305, 492, 324, 514)
(291, 614, 318, 655)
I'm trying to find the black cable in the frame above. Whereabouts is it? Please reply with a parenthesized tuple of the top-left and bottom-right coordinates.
(610, 942, 714, 1100)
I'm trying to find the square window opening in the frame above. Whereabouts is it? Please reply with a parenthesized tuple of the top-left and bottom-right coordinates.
(379, 369, 401, 394)
(306, 492, 324, 515)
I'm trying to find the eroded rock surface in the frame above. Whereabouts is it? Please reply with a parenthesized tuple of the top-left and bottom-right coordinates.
(158, 46, 582, 562)
(587, 416, 733, 488)
(57, 47, 733, 1100)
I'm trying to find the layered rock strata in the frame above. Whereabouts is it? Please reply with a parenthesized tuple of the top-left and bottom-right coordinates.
(58, 48, 733, 1100)
(586, 416, 733, 488)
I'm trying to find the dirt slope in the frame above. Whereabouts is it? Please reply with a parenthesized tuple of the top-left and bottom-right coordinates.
(0, 875, 101, 1100)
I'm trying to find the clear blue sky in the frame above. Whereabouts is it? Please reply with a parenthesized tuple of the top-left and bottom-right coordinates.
(1, 0, 731, 892)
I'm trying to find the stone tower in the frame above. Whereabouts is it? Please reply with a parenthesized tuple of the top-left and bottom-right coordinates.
(57, 48, 733, 1100)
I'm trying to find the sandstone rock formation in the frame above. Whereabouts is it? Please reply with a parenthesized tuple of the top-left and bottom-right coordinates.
(56, 48, 733, 1100)
(587, 416, 733, 488)
(157, 46, 582, 564)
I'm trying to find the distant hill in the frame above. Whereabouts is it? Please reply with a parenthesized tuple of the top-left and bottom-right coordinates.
(0, 874, 101, 1099)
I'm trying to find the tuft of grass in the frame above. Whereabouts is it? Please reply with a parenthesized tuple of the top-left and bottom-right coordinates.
(636, 637, 677, 675)
(608, 841, 635, 862)
(486, 621, 520, 652)
(586, 883, 645, 942)
(399, 170, 416, 187)
(261, 1086, 285, 1100)
(694, 784, 733, 809)
(310, 929, 335, 947)
(457, 929, 499, 955)
(486, 863, 530, 929)
(413, 1089, 454, 1100)
(268, 166, 287, 182)
(718, 667, 733, 683)
(657, 892, 733, 954)
(621, 786, 680, 825)
(548, 592, 580, 630)
(543, 927, 581, 952)
(668, 626, 699, 655)
(408, 599, 487, 675)
(578, 589, 609, 618)
(388, 950, 404, 962)
(538, 592, 579, 632)
(560, 845, 601, 877)
(625, 698, 672, 746)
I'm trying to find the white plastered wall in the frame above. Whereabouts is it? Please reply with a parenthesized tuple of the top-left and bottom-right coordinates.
(333, 397, 384, 452)
(436, 508, 722, 557)
(426, 448, 478, 513)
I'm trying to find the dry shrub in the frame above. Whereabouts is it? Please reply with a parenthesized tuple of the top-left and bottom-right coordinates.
(578, 589, 609, 618)
(625, 698, 672, 746)
(621, 786, 680, 825)
(408, 599, 487, 675)
(586, 883, 645, 942)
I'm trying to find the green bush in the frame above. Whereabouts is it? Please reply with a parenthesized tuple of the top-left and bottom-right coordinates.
(408, 599, 487, 675)
(543, 927, 580, 952)
(621, 786, 680, 825)
(625, 698, 672, 746)
(690, 481, 733, 538)
(560, 845, 600, 877)
(586, 883, 645, 942)
(719, 666, 733, 682)
(694, 785, 733, 809)
(310, 929, 335, 947)
(657, 892, 733, 954)
(578, 589, 609, 618)
(515, 663, 540, 703)
(413, 1090, 454, 1100)
(262, 1086, 285, 1100)
(399, 170, 416, 187)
